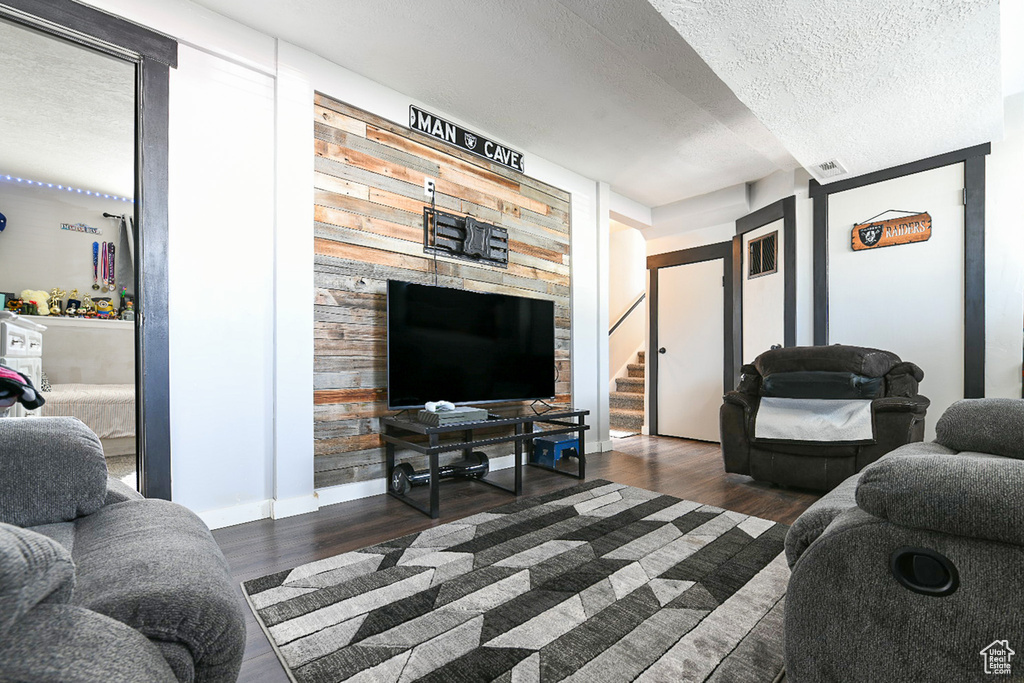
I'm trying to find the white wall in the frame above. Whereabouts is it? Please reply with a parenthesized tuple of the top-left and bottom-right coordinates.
(80, 0, 613, 526)
(984, 93, 1024, 399)
(829, 164, 965, 439)
(609, 225, 646, 386)
(741, 219, 785, 362)
(0, 182, 133, 299)
(166, 45, 277, 526)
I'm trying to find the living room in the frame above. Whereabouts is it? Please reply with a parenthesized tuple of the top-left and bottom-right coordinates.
(0, 1, 1021, 682)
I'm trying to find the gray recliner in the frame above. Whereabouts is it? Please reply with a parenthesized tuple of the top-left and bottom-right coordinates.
(0, 417, 246, 683)
(784, 398, 1024, 682)
(721, 344, 930, 491)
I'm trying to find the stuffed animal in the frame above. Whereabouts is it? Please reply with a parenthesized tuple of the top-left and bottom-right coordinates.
(95, 298, 115, 319)
(20, 289, 51, 316)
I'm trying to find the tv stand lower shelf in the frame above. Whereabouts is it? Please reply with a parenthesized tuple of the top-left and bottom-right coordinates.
(381, 407, 590, 519)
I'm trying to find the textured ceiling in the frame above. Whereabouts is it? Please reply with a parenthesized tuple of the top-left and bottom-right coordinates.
(648, 0, 1003, 184)
(191, 0, 798, 207)
(0, 18, 135, 198)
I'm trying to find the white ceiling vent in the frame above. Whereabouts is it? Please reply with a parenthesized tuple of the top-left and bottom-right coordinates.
(813, 158, 848, 179)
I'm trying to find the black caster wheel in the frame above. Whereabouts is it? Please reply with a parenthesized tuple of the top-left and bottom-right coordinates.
(390, 463, 414, 495)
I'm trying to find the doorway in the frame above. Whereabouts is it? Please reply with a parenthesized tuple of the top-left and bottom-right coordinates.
(647, 241, 736, 441)
(656, 259, 725, 441)
(0, 16, 139, 486)
(0, 1, 175, 499)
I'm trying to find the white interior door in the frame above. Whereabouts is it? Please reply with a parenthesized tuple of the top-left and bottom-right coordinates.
(657, 259, 724, 441)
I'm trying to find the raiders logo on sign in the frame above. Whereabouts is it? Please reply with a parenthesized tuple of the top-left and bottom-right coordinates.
(857, 224, 884, 248)
(409, 105, 525, 173)
(851, 212, 932, 251)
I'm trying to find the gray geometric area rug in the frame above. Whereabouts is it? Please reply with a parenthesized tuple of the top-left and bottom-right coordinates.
(243, 479, 790, 683)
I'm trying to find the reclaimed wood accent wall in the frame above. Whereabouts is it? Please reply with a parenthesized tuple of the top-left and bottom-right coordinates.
(313, 93, 572, 489)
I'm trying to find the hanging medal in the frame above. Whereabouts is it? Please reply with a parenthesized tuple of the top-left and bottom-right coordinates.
(101, 242, 108, 293)
(92, 242, 100, 290)
(107, 243, 116, 291)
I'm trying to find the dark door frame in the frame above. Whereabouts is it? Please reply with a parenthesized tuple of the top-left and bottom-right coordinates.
(1, 0, 177, 499)
(734, 195, 797, 376)
(810, 143, 990, 398)
(647, 241, 735, 436)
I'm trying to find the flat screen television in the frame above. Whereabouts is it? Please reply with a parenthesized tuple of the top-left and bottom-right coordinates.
(387, 280, 556, 409)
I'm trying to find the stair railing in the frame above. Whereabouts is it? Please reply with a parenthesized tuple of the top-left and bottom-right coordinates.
(609, 293, 645, 336)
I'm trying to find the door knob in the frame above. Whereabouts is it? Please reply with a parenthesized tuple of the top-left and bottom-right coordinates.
(658, 347, 666, 354)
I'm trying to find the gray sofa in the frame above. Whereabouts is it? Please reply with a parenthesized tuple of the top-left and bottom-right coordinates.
(0, 417, 246, 683)
(784, 399, 1024, 681)
(721, 344, 930, 491)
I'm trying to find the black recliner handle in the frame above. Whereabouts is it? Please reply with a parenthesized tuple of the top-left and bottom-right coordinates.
(890, 547, 959, 597)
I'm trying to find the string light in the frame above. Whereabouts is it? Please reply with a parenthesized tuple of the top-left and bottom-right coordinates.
(0, 173, 134, 203)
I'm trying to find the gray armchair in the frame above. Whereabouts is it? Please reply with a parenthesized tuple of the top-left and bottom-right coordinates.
(721, 344, 930, 491)
(0, 417, 246, 683)
(784, 399, 1024, 681)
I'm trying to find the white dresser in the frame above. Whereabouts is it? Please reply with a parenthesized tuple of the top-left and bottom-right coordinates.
(0, 313, 46, 417)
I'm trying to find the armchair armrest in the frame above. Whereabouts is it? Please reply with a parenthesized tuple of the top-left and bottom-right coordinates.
(935, 398, 1024, 459)
(72, 499, 247, 683)
(723, 390, 758, 413)
(884, 361, 924, 397)
(0, 417, 108, 527)
(871, 395, 930, 413)
(856, 451, 1024, 546)
(0, 604, 177, 683)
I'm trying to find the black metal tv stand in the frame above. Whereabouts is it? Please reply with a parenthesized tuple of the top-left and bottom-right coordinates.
(381, 406, 590, 519)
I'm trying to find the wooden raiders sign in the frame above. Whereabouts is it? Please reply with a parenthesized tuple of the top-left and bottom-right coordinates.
(409, 105, 525, 173)
(852, 212, 932, 251)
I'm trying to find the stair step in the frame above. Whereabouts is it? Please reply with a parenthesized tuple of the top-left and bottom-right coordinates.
(610, 408, 644, 431)
(627, 363, 645, 378)
(610, 391, 644, 410)
(615, 376, 645, 394)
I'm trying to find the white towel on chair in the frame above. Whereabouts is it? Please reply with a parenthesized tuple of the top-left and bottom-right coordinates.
(754, 397, 874, 442)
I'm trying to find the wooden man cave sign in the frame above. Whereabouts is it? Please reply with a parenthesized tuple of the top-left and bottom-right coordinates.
(852, 212, 932, 251)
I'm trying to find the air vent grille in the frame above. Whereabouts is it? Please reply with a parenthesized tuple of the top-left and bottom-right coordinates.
(748, 231, 778, 279)
(815, 158, 848, 178)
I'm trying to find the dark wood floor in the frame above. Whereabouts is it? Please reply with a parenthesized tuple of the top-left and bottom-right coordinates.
(213, 435, 820, 682)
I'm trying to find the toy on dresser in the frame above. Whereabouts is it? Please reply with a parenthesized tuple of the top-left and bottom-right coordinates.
(20, 290, 51, 316)
(64, 289, 81, 317)
(95, 298, 115, 319)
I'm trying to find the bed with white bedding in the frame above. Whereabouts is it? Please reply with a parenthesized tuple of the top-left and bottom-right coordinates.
(42, 383, 136, 455)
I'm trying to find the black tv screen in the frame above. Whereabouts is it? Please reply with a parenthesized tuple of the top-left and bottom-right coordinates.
(387, 281, 556, 409)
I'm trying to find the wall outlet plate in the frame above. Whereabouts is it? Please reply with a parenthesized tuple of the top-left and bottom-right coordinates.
(424, 178, 436, 198)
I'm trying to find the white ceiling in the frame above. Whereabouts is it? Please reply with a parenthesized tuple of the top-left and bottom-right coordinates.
(648, 0, 1003, 184)
(0, 18, 135, 198)
(191, 0, 798, 207)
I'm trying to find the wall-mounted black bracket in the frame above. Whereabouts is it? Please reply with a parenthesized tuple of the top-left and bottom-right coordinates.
(424, 208, 508, 268)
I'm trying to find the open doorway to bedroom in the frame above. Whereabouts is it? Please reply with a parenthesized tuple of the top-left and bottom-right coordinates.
(0, 16, 139, 490)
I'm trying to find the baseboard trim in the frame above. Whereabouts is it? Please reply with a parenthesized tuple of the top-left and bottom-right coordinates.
(197, 446, 580, 526)
(586, 440, 613, 454)
(270, 493, 320, 520)
(316, 453, 518, 509)
(198, 499, 272, 530)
